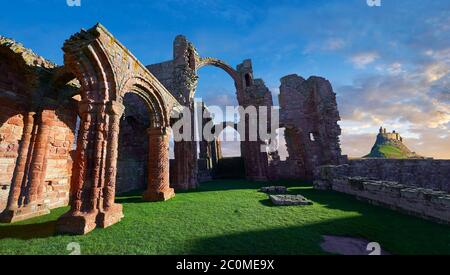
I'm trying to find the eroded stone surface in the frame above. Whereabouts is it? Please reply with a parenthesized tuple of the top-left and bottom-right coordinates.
(270, 194, 313, 206)
(269, 74, 345, 181)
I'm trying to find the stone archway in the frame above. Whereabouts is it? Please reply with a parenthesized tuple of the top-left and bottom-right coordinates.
(196, 57, 244, 95)
(55, 24, 179, 235)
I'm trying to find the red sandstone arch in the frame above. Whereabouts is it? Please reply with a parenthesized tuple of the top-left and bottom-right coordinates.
(196, 57, 243, 93)
(56, 24, 178, 235)
(120, 76, 170, 129)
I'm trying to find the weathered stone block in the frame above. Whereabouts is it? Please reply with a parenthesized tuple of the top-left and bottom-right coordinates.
(270, 195, 313, 206)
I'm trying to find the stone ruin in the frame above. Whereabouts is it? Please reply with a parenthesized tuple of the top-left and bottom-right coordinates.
(268, 74, 345, 181)
(8, 23, 449, 235)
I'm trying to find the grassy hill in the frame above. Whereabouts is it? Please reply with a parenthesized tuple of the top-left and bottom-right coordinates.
(364, 129, 423, 159)
(365, 144, 410, 159)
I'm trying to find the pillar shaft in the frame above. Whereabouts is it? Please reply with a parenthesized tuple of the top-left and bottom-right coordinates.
(7, 112, 35, 210)
(103, 101, 124, 210)
(1, 110, 52, 223)
(57, 101, 124, 235)
(143, 127, 175, 201)
(26, 110, 52, 204)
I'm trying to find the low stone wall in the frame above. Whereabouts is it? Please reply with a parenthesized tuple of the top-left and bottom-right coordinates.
(317, 159, 450, 192)
(314, 174, 450, 225)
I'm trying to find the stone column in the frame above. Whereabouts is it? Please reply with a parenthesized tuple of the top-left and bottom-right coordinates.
(143, 127, 175, 201)
(26, 110, 53, 204)
(102, 101, 124, 210)
(1, 110, 52, 223)
(57, 102, 124, 235)
(97, 101, 125, 228)
(57, 102, 98, 235)
(6, 111, 35, 210)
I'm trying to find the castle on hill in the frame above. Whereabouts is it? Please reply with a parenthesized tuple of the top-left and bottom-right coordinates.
(378, 127, 403, 143)
(364, 127, 423, 159)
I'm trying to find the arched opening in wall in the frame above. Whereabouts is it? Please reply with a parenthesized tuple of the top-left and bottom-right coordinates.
(116, 93, 151, 194)
(194, 66, 241, 182)
(218, 127, 241, 158)
(214, 126, 245, 180)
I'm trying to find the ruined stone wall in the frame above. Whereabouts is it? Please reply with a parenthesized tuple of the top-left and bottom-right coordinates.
(314, 171, 450, 224)
(236, 61, 273, 182)
(0, 36, 78, 216)
(43, 107, 77, 209)
(0, 106, 78, 213)
(0, 109, 24, 212)
(0, 44, 29, 212)
(278, 74, 343, 180)
(146, 61, 175, 94)
(268, 160, 302, 181)
(318, 159, 450, 192)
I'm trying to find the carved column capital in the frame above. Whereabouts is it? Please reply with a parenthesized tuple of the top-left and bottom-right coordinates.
(106, 101, 125, 117)
(78, 101, 105, 115)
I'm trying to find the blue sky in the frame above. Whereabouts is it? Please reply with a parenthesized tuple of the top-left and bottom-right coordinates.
(1, 0, 449, 158)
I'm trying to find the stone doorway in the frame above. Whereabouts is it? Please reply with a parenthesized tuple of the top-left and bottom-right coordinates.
(116, 93, 150, 194)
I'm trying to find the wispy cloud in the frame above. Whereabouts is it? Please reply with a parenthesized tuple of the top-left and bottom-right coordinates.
(350, 52, 379, 69)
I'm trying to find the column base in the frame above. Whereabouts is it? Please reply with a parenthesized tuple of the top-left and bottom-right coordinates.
(0, 203, 50, 223)
(56, 211, 98, 235)
(96, 204, 124, 229)
(143, 188, 175, 202)
(56, 204, 124, 235)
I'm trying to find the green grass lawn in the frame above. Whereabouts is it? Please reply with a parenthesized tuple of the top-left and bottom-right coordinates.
(0, 180, 449, 255)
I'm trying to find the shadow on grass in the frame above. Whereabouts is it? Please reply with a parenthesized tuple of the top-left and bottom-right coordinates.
(187, 214, 450, 255)
(0, 221, 56, 240)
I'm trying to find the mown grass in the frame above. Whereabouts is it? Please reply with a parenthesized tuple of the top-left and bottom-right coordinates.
(0, 180, 449, 255)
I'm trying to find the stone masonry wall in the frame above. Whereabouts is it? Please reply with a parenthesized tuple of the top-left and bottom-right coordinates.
(43, 107, 77, 209)
(314, 172, 450, 225)
(314, 159, 450, 225)
(0, 108, 24, 212)
(146, 61, 175, 94)
(318, 159, 450, 192)
(278, 74, 343, 180)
